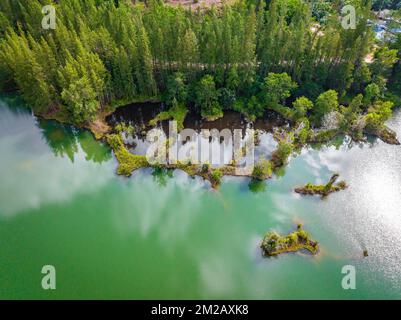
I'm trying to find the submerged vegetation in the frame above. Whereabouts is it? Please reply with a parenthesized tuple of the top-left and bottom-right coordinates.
(261, 224, 319, 256)
(295, 173, 348, 197)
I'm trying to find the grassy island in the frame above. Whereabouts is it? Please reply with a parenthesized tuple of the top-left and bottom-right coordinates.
(295, 173, 347, 197)
(261, 224, 319, 257)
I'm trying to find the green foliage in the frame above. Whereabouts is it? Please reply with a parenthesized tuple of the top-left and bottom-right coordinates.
(115, 122, 134, 136)
(243, 95, 264, 121)
(292, 96, 314, 120)
(388, 31, 401, 95)
(385, 91, 401, 109)
(111, 47, 137, 100)
(0, 0, 390, 129)
(248, 179, 267, 193)
(271, 139, 294, 169)
(149, 99, 188, 131)
(295, 173, 347, 197)
(165, 72, 188, 105)
(313, 90, 339, 125)
(311, 0, 335, 23)
(310, 129, 338, 143)
(201, 163, 210, 174)
(195, 75, 223, 120)
(0, 30, 56, 113)
(294, 118, 311, 145)
(177, 28, 198, 71)
(58, 44, 107, 124)
(226, 65, 240, 91)
(262, 73, 298, 107)
(371, 0, 400, 10)
(371, 47, 399, 80)
(210, 168, 223, 188)
(365, 101, 394, 131)
(364, 83, 381, 106)
(152, 167, 173, 187)
(218, 88, 236, 110)
(340, 94, 363, 130)
(261, 224, 319, 256)
(106, 134, 148, 176)
(252, 158, 273, 180)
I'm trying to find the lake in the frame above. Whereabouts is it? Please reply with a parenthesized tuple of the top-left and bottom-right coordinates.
(1, 93, 401, 299)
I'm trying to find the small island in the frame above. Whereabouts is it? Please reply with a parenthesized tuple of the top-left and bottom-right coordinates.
(261, 224, 319, 257)
(294, 173, 348, 198)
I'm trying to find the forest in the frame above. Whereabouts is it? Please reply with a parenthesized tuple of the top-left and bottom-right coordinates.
(0, 0, 400, 136)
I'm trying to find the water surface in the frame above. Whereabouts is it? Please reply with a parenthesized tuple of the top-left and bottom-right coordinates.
(1, 94, 401, 299)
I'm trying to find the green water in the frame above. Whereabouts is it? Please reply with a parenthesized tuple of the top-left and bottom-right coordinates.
(1, 94, 401, 299)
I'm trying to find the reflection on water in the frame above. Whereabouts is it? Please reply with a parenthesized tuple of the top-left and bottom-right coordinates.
(38, 120, 78, 162)
(110, 169, 208, 241)
(38, 120, 112, 164)
(151, 167, 174, 187)
(107, 102, 288, 134)
(108, 101, 286, 167)
(0, 95, 114, 217)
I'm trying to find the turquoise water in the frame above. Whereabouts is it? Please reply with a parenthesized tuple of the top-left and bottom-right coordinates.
(1, 94, 401, 299)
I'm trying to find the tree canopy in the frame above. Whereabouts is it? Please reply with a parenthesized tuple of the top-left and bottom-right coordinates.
(0, 0, 399, 126)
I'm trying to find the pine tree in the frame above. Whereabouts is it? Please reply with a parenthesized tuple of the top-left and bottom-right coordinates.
(177, 28, 199, 77)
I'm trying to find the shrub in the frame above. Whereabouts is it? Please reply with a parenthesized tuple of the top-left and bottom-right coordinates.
(271, 141, 294, 168)
(210, 169, 223, 187)
(252, 159, 273, 180)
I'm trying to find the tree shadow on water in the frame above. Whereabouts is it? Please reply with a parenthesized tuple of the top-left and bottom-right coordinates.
(38, 119, 111, 164)
(38, 119, 78, 162)
(152, 167, 174, 187)
(248, 179, 267, 193)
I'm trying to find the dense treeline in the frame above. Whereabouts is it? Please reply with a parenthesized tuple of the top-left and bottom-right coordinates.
(0, 0, 398, 126)
(386, 9, 401, 96)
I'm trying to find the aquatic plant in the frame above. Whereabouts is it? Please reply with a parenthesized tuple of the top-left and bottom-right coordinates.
(261, 224, 319, 257)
